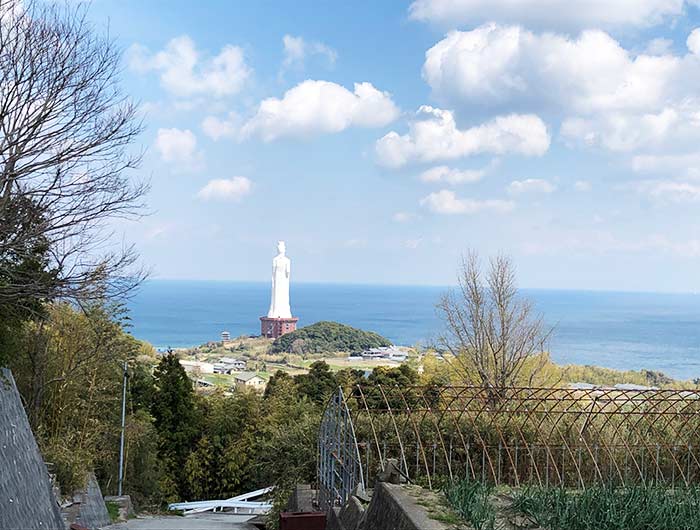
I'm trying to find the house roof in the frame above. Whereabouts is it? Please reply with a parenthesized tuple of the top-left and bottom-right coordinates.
(235, 372, 264, 382)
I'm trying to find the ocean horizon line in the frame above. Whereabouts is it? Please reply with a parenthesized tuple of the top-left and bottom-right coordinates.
(139, 278, 700, 297)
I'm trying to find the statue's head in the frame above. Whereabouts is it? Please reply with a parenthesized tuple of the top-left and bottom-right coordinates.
(277, 240, 286, 255)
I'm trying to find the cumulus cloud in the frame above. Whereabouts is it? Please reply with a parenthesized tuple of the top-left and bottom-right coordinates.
(634, 180, 700, 203)
(423, 25, 682, 113)
(376, 106, 549, 168)
(241, 80, 399, 141)
(393, 211, 416, 222)
(408, 0, 687, 31)
(420, 189, 514, 214)
(560, 108, 682, 151)
(419, 159, 497, 184)
(422, 24, 700, 154)
(646, 37, 674, 55)
(197, 177, 252, 201)
(202, 113, 239, 141)
(155, 128, 198, 163)
(631, 152, 700, 178)
(128, 35, 251, 97)
(507, 178, 556, 195)
(688, 28, 700, 55)
(574, 180, 592, 192)
(282, 35, 337, 69)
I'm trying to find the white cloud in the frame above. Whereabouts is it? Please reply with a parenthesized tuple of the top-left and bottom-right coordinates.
(687, 28, 700, 55)
(646, 37, 674, 55)
(408, 0, 687, 31)
(423, 25, 681, 114)
(202, 113, 239, 141)
(128, 35, 251, 97)
(634, 180, 700, 203)
(560, 108, 682, 151)
(521, 229, 700, 258)
(631, 153, 700, 178)
(282, 35, 337, 69)
(420, 189, 514, 214)
(393, 211, 416, 222)
(404, 238, 423, 249)
(197, 177, 252, 201)
(574, 180, 592, 192)
(241, 80, 399, 141)
(376, 106, 549, 168)
(155, 128, 198, 163)
(507, 178, 556, 195)
(419, 160, 497, 184)
(422, 24, 700, 154)
(344, 238, 367, 248)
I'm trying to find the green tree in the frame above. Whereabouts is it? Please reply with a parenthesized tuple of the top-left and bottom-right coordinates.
(294, 361, 337, 405)
(264, 370, 292, 399)
(151, 352, 201, 500)
(183, 389, 261, 499)
(270, 321, 391, 354)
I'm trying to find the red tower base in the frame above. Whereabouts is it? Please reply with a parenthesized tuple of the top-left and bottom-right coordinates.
(260, 316, 299, 339)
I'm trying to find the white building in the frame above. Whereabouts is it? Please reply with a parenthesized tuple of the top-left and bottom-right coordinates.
(179, 360, 215, 374)
(213, 358, 247, 374)
(360, 346, 407, 362)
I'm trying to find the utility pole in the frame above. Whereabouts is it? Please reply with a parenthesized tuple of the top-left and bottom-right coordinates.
(118, 360, 127, 496)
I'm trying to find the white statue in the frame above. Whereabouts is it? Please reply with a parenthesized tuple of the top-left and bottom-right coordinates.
(267, 240, 292, 318)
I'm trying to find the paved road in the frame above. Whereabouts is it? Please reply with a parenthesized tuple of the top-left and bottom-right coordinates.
(119, 513, 259, 529)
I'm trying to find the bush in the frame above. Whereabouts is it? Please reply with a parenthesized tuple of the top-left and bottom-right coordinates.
(270, 321, 391, 354)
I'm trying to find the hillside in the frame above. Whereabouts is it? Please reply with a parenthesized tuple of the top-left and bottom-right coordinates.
(270, 321, 392, 354)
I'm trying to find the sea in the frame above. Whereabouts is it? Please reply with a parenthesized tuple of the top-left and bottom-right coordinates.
(126, 280, 700, 380)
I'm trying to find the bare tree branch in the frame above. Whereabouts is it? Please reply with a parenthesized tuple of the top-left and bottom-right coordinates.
(0, 0, 148, 315)
(437, 250, 554, 393)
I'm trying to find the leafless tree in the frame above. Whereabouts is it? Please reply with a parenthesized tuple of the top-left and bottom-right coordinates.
(0, 0, 147, 317)
(437, 251, 553, 391)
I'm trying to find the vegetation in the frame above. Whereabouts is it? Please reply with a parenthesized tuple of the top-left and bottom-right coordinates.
(443, 479, 700, 530)
(105, 500, 120, 522)
(270, 320, 391, 355)
(513, 483, 700, 530)
(444, 480, 495, 530)
(0, 0, 146, 347)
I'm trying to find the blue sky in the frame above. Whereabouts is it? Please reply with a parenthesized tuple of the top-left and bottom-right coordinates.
(89, 0, 700, 292)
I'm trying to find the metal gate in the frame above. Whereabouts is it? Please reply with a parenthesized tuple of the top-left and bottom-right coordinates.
(317, 388, 365, 512)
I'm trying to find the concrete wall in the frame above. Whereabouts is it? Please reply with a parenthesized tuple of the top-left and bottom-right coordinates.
(0, 368, 65, 530)
(326, 482, 450, 530)
(363, 483, 448, 530)
(65, 473, 112, 530)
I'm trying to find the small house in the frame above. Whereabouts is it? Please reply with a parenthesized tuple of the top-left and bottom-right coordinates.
(234, 372, 266, 392)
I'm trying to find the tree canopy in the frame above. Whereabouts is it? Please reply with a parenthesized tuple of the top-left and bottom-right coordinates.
(270, 320, 391, 354)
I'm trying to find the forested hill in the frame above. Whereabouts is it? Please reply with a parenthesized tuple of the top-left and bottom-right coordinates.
(270, 321, 391, 354)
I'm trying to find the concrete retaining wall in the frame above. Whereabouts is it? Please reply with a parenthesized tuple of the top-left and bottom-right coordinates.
(63, 473, 112, 530)
(363, 483, 448, 530)
(326, 482, 450, 530)
(0, 368, 65, 530)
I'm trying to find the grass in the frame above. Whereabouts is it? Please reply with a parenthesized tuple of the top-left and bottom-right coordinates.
(443, 480, 496, 530)
(512, 483, 700, 530)
(105, 500, 120, 522)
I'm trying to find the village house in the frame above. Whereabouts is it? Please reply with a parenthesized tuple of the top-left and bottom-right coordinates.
(234, 372, 267, 392)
